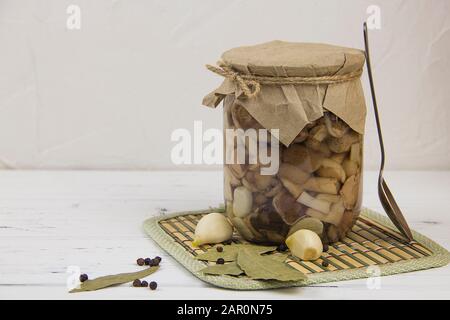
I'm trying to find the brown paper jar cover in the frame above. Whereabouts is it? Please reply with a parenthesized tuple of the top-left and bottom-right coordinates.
(203, 41, 367, 245)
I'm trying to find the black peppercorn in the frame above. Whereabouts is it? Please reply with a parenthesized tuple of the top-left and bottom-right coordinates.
(141, 280, 148, 287)
(322, 261, 329, 267)
(277, 243, 288, 252)
(79, 274, 88, 282)
(136, 258, 145, 266)
(323, 244, 329, 252)
(149, 281, 158, 290)
(144, 258, 152, 266)
(216, 246, 223, 252)
(154, 256, 162, 263)
(132, 279, 141, 287)
(152, 259, 160, 267)
(216, 258, 225, 265)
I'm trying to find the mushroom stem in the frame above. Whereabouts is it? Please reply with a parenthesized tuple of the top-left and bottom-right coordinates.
(316, 158, 346, 183)
(297, 191, 331, 214)
(315, 194, 341, 203)
(278, 163, 309, 184)
(310, 124, 328, 142)
(305, 202, 345, 226)
(224, 175, 233, 201)
(303, 177, 341, 195)
(330, 152, 346, 164)
(228, 163, 247, 179)
(225, 167, 241, 186)
(282, 145, 324, 173)
(340, 175, 359, 210)
(342, 159, 359, 177)
(288, 217, 324, 236)
(324, 113, 349, 138)
(305, 125, 328, 152)
(350, 143, 361, 166)
(294, 129, 309, 143)
(280, 178, 304, 199)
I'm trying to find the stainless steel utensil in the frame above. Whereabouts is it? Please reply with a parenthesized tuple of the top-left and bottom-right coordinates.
(363, 22, 414, 242)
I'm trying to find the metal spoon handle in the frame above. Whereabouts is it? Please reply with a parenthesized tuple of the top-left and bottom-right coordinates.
(363, 22, 414, 242)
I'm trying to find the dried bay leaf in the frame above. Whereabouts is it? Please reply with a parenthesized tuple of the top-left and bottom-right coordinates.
(200, 262, 244, 276)
(195, 248, 238, 262)
(195, 244, 276, 262)
(69, 266, 159, 293)
(237, 248, 306, 282)
(265, 253, 289, 263)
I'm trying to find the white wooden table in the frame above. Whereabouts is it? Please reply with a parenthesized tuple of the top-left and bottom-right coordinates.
(0, 170, 449, 300)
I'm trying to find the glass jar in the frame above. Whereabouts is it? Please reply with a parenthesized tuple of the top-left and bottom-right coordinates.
(204, 41, 366, 244)
(223, 102, 363, 244)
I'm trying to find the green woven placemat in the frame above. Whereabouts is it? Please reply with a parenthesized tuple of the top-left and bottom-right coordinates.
(143, 207, 449, 290)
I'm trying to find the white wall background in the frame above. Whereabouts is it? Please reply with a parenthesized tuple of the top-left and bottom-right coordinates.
(0, 0, 449, 170)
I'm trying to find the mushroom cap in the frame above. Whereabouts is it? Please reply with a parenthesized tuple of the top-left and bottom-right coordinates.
(272, 191, 305, 225)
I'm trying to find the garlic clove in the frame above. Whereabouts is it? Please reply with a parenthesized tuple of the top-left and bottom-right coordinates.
(232, 186, 253, 218)
(286, 229, 323, 261)
(192, 213, 233, 247)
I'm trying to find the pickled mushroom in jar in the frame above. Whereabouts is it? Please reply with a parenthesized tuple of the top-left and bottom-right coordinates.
(272, 191, 305, 225)
(282, 145, 324, 173)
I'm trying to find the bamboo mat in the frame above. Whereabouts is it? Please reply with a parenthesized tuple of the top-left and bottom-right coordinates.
(143, 207, 449, 290)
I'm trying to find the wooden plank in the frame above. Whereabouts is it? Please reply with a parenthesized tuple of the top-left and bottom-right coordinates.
(0, 170, 448, 300)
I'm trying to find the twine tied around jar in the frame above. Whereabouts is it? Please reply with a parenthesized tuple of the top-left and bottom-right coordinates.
(206, 61, 364, 98)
